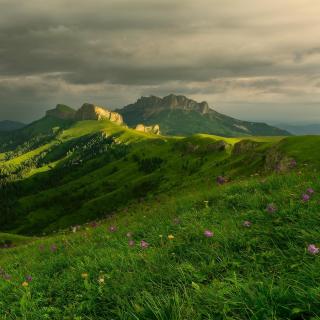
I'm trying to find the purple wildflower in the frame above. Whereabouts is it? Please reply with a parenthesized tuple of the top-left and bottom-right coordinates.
(266, 203, 277, 213)
(25, 275, 33, 282)
(307, 244, 319, 255)
(109, 225, 117, 233)
(302, 194, 310, 202)
(289, 159, 297, 168)
(140, 240, 149, 249)
(50, 244, 57, 252)
(306, 188, 315, 195)
(128, 240, 135, 247)
(216, 176, 226, 185)
(243, 221, 252, 227)
(204, 230, 214, 238)
(90, 221, 98, 228)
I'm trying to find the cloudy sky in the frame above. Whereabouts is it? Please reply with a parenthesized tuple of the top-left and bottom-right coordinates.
(1, 0, 320, 124)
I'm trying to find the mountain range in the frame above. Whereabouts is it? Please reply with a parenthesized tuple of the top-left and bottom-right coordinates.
(0, 94, 289, 137)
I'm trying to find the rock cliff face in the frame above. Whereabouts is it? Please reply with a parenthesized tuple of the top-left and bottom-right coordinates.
(46, 104, 76, 120)
(135, 124, 160, 135)
(75, 103, 123, 124)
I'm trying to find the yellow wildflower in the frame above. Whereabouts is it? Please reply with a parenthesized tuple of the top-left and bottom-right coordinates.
(98, 276, 105, 284)
(168, 234, 175, 240)
(81, 273, 88, 279)
(22, 281, 29, 287)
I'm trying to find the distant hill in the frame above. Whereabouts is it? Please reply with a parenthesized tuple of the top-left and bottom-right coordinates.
(118, 94, 290, 136)
(0, 120, 25, 132)
(276, 123, 320, 135)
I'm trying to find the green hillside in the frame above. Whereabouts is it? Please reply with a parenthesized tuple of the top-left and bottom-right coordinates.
(1, 115, 320, 319)
(1, 160, 320, 319)
(0, 115, 291, 235)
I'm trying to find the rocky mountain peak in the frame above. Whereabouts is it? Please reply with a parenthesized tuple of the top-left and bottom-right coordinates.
(75, 103, 123, 124)
(132, 94, 212, 114)
(46, 104, 76, 120)
(46, 103, 124, 125)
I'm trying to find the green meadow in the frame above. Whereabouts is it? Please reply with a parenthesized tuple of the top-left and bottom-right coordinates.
(1, 118, 320, 319)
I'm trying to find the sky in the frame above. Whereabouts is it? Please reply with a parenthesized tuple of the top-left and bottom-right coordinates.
(1, 0, 320, 124)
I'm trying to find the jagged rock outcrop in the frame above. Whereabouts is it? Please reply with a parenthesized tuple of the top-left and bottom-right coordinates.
(74, 103, 123, 124)
(135, 124, 160, 135)
(46, 104, 76, 120)
(232, 140, 261, 155)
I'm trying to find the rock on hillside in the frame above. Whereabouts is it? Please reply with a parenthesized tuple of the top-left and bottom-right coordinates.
(135, 124, 161, 135)
(75, 103, 123, 124)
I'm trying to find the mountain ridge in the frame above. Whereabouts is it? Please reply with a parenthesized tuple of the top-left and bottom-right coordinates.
(0, 120, 25, 132)
(118, 94, 290, 137)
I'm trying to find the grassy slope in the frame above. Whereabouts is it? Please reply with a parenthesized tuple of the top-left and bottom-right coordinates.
(0, 169, 319, 319)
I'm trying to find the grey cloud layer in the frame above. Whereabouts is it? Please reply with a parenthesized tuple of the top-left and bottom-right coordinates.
(0, 0, 320, 122)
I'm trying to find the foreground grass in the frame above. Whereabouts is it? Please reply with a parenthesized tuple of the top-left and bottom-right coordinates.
(1, 170, 319, 319)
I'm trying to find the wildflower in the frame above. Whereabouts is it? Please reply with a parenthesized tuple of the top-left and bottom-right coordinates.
(140, 240, 149, 249)
(50, 244, 57, 252)
(109, 225, 117, 233)
(126, 232, 133, 238)
(173, 218, 181, 225)
(168, 234, 175, 240)
(266, 203, 277, 213)
(204, 230, 214, 238)
(216, 176, 226, 185)
(90, 221, 98, 228)
(98, 276, 105, 284)
(128, 240, 135, 247)
(306, 188, 315, 195)
(22, 281, 29, 287)
(308, 244, 319, 255)
(204, 200, 209, 208)
(302, 194, 310, 202)
(81, 273, 88, 279)
(289, 159, 297, 168)
(243, 220, 252, 227)
(25, 275, 33, 283)
(159, 234, 163, 238)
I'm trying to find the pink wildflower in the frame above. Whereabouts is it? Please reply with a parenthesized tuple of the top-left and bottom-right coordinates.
(140, 240, 149, 249)
(307, 244, 319, 255)
(204, 230, 214, 238)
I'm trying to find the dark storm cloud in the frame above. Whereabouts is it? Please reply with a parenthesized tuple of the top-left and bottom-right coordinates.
(0, 0, 320, 122)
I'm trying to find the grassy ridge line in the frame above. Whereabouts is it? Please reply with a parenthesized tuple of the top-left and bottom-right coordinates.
(1, 119, 318, 236)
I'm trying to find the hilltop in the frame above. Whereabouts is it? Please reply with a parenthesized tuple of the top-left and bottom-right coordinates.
(118, 94, 290, 136)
